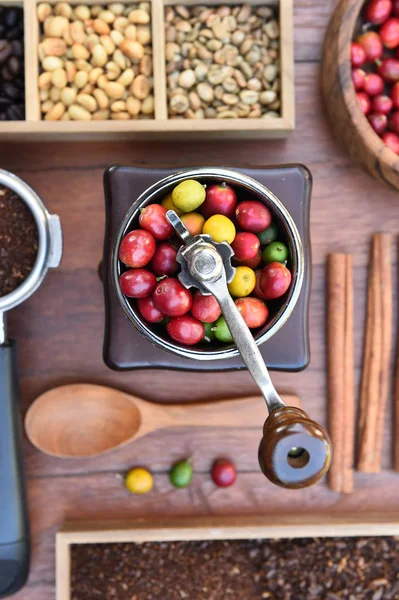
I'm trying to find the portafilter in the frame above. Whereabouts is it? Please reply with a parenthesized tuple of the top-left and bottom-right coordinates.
(0, 169, 62, 598)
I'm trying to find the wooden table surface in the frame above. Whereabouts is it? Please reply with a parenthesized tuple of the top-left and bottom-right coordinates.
(3, 1, 399, 598)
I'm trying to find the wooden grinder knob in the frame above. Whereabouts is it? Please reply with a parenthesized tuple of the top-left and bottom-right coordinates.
(258, 406, 332, 489)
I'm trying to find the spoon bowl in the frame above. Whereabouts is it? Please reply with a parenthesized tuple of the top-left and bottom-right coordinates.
(25, 383, 299, 459)
(25, 385, 142, 458)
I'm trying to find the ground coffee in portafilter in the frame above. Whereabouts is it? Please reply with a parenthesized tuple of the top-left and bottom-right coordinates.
(0, 185, 38, 297)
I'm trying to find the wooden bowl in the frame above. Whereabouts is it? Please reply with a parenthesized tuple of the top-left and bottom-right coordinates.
(321, 0, 399, 190)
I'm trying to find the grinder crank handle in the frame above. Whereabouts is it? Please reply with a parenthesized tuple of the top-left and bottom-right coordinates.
(167, 210, 332, 489)
(205, 277, 332, 489)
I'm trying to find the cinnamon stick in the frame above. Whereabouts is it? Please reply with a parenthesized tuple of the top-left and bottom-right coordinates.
(357, 234, 392, 473)
(327, 253, 355, 493)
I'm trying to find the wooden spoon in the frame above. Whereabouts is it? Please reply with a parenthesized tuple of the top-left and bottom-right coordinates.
(25, 384, 300, 459)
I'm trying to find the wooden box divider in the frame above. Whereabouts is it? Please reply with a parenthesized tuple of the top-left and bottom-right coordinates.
(0, 0, 294, 139)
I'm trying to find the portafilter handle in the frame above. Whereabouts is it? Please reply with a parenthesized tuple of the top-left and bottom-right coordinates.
(166, 210, 331, 489)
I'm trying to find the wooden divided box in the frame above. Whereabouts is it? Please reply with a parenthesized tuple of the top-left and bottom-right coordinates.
(56, 514, 399, 600)
(0, 0, 294, 139)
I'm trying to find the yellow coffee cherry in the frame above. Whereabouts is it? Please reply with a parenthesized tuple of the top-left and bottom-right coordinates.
(125, 467, 153, 494)
(203, 214, 236, 244)
(172, 179, 206, 212)
(161, 193, 183, 216)
(228, 266, 256, 297)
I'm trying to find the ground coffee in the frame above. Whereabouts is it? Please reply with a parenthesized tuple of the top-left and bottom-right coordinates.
(0, 184, 38, 297)
(71, 536, 399, 600)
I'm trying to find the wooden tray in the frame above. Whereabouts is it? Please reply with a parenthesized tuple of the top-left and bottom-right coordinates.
(0, 0, 294, 140)
(56, 514, 399, 600)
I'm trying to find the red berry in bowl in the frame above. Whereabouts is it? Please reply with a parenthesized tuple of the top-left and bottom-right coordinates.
(235, 201, 272, 233)
(368, 112, 388, 134)
(201, 182, 237, 219)
(395, 0, 399, 15)
(352, 68, 366, 90)
(235, 297, 269, 328)
(356, 91, 371, 115)
(259, 263, 292, 300)
(152, 278, 192, 317)
(211, 458, 237, 487)
(231, 232, 260, 261)
(391, 81, 399, 107)
(119, 269, 156, 298)
(191, 290, 221, 323)
(363, 73, 384, 95)
(351, 41, 366, 66)
(254, 270, 268, 300)
(382, 130, 399, 152)
(378, 57, 399, 81)
(357, 31, 383, 60)
(139, 203, 173, 241)
(137, 296, 165, 323)
(167, 315, 204, 345)
(119, 230, 156, 268)
(380, 17, 399, 48)
(365, 0, 392, 24)
(234, 249, 262, 270)
(151, 242, 179, 276)
(389, 110, 399, 132)
(371, 94, 393, 113)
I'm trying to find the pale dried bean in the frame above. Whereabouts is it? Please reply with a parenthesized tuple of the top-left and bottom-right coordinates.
(74, 5, 90, 20)
(117, 67, 135, 86)
(101, 35, 115, 55)
(37, 3, 52, 22)
(106, 61, 121, 80)
(42, 37, 67, 56)
(141, 94, 154, 114)
(111, 111, 130, 119)
(61, 86, 77, 106)
(126, 95, 141, 116)
(42, 56, 63, 71)
(105, 81, 125, 99)
(41, 100, 54, 113)
(38, 71, 52, 89)
(45, 16, 69, 37)
(131, 74, 150, 99)
(50, 87, 61, 101)
(51, 67, 67, 88)
(77, 93, 97, 112)
(128, 9, 150, 24)
(93, 88, 109, 109)
(136, 25, 151, 45)
(140, 55, 152, 76)
(92, 109, 110, 119)
(74, 70, 88, 88)
(45, 101, 65, 120)
(120, 39, 144, 60)
(68, 103, 91, 119)
(110, 99, 126, 112)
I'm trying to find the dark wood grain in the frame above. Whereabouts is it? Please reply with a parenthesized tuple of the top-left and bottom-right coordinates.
(1, 13, 399, 600)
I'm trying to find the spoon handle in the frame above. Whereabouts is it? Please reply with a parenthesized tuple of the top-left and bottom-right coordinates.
(144, 394, 301, 432)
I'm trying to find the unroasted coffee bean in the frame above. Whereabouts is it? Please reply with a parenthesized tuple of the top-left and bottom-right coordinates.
(0, 7, 25, 120)
(166, 3, 280, 119)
